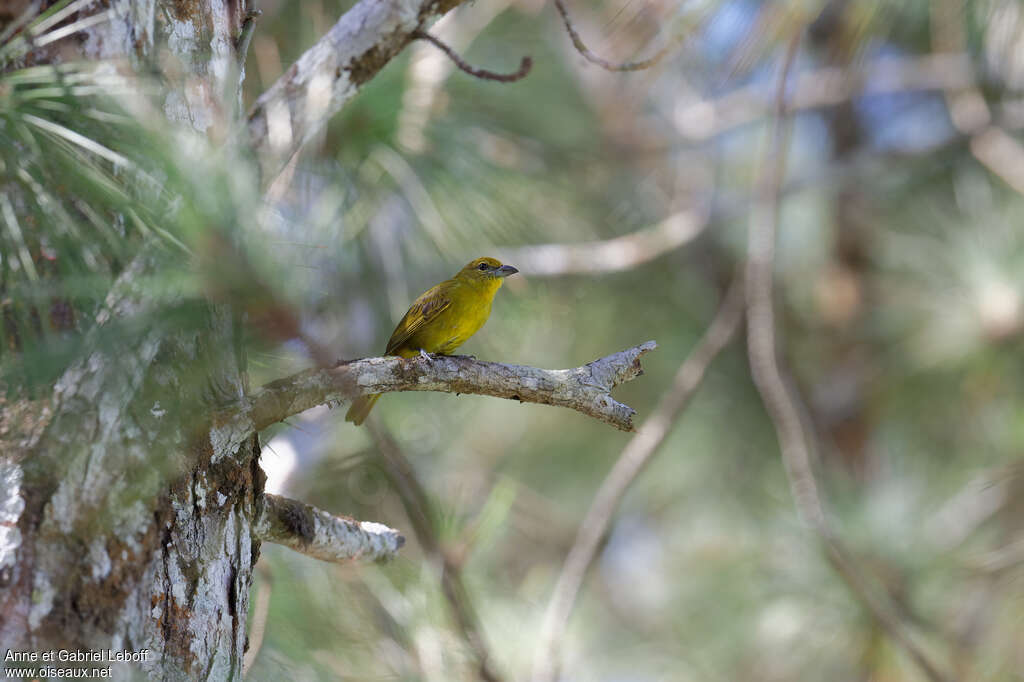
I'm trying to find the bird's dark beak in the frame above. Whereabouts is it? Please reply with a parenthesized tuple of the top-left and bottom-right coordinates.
(496, 264, 519, 277)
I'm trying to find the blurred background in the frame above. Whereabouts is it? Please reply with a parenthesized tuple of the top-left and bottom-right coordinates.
(4, 0, 1024, 679)
(239, 1, 1024, 680)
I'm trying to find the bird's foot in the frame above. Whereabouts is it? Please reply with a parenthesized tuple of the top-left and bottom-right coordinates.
(418, 349, 434, 363)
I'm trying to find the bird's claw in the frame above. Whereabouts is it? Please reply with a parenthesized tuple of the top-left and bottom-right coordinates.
(419, 349, 433, 363)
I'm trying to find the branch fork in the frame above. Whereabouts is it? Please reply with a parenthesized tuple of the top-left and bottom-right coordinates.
(234, 341, 657, 435)
(245, 344, 656, 567)
(228, 344, 656, 566)
(247, 0, 470, 175)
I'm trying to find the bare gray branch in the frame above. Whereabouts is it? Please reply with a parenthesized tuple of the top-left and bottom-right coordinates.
(254, 494, 404, 563)
(219, 342, 657, 439)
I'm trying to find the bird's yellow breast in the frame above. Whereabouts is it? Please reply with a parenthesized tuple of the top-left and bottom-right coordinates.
(392, 277, 503, 358)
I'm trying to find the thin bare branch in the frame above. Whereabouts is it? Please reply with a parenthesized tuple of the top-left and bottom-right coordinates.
(253, 493, 405, 563)
(413, 29, 531, 82)
(397, 0, 515, 152)
(553, 0, 675, 72)
(368, 423, 504, 682)
(745, 33, 827, 530)
(744, 32, 952, 682)
(497, 207, 708, 276)
(532, 276, 745, 682)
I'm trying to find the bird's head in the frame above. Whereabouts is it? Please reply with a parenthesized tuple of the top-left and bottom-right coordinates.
(457, 257, 519, 284)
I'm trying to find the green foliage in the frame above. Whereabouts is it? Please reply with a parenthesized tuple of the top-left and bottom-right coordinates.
(7, 0, 1024, 680)
(0, 56, 265, 391)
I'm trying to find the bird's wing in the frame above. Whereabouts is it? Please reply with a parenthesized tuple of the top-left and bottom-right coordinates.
(385, 284, 452, 355)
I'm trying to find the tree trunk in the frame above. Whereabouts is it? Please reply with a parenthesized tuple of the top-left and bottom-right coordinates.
(1, 3, 262, 679)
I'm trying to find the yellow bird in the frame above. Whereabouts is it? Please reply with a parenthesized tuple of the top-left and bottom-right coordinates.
(345, 256, 519, 425)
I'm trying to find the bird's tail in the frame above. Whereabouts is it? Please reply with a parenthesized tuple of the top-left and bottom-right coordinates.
(345, 393, 381, 425)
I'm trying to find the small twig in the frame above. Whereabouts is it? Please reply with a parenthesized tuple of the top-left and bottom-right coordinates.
(412, 30, 531, 82)
(368, 422, 504, 682)
(745, 31, 952, 682)
(532, 276, 745, 682)
(253, 493, 405, 563)
(397, 0, 516, 151)
(553, 0, 675, 72)
(497, 206, 708, 276)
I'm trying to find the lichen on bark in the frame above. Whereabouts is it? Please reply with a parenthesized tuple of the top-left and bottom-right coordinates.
(1, 2, 260, 678)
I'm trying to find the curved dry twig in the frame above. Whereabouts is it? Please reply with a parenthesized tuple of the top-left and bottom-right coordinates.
(553, 0, 675, 72)
(746, 33, 827, 532)
(497, 207, 707, 276)
(744, 32, 952, 682)
(532, 276, 745, 682)
(413, 29, 532, 82)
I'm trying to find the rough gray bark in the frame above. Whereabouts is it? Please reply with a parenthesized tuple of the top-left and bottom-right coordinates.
(1, 252, 259, 680)
(1, 3, 260, 680)
(229, 342, 658, 434)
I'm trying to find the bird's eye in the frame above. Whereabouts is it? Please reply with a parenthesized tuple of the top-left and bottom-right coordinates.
(477, 263, 489, 271)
